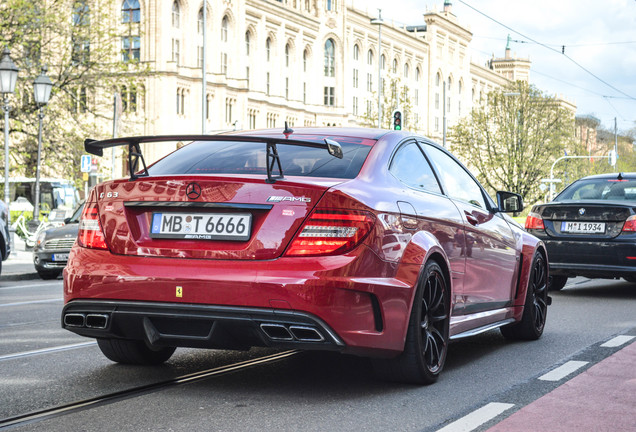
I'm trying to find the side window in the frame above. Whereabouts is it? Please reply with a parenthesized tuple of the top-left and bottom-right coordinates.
(389, 142, 442, 194)
(423, 144, 486, 209)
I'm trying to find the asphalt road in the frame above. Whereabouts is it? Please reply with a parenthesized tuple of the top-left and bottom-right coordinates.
(1, 276, 635, 431)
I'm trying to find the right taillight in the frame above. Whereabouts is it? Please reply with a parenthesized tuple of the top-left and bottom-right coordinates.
(525, 211, 545, 230)
(622, 215, 636, 232)
(285, 209, 375, 257)
(78, 202, 108, 250)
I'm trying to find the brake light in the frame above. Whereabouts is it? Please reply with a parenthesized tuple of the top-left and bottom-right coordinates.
(525, 212, 545, 230)
(78, 202, 108, 250)
(622, 215, 636, 232)
(285, 209, 375, 256)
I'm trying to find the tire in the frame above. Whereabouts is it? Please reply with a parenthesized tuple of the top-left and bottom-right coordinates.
(501, 251, 549, 341)
(549, 275, 568, 291)
(97, 338, 176, 365)
(37, 270, 61, 280)
(373, 261, 449, 385)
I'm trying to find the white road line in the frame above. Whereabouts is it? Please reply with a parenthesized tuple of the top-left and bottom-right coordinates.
(0, 298, 63, 307)
(0, 341, 97, 361)
(437, 402, 515, 432)
(601, 335, 635, 348)
(0, 281, 61, 291)
(538, 360, 588, 381)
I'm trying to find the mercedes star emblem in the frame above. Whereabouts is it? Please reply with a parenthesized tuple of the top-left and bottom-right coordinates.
(186, 183, 202, 200)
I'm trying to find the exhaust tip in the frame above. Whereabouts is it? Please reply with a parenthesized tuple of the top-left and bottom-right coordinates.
(86, 314, 109, 329)
(260, 323, 294, 341)
(289, 326, 325, 342)
(64, 313, 86, 328)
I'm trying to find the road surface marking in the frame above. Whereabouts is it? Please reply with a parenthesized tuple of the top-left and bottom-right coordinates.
(0, 342, 97, 361)
(0, 298, 62, 307)
(538, 360, 588, 381)
(437, 402, 514, 432)
(601, 335, 635, 348)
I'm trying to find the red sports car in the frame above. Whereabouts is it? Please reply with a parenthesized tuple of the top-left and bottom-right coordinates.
(62, 127, 549, 384)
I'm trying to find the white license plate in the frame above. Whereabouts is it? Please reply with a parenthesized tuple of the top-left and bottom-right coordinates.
(150, 212, 251, 240)
(561, 221, 605, 234)
(52, 253, 69, 261)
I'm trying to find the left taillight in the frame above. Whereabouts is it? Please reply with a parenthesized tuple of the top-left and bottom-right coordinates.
(285, 209, 375, 257)
(525, 211, 545, 230)
(78, 202, 108, 250)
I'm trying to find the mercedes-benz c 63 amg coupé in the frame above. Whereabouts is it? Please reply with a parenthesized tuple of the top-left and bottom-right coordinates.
(62, 127, 549, 384)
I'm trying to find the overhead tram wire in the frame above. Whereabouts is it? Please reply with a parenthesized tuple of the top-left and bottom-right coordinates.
(457, 0, 636, 101)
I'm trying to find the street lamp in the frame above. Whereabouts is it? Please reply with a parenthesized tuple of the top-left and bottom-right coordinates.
(370, 9, 383, 128)
(32, 66, 53, 222)
(0, 47, 19, 218)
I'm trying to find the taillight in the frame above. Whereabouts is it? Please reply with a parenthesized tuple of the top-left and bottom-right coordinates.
(525, 212, 545, 230)
(622, 215, 636, 232)
(285, 209, 375, 257)
(78, 202, 108, 250)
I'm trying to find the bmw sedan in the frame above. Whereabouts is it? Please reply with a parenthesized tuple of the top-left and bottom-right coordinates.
(62, 127, 549, 384)
(526, 172, 636, 290)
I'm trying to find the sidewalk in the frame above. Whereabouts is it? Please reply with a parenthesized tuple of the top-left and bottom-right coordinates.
(1, 233, 39, 281)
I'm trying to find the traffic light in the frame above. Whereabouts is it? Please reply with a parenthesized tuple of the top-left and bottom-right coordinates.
(392, 110, 402, 130)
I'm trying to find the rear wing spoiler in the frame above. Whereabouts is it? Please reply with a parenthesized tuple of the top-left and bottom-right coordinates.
(84, 132, 343, 183)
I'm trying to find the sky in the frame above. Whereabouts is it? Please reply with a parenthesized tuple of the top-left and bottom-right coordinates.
(349, 0, 636, 133)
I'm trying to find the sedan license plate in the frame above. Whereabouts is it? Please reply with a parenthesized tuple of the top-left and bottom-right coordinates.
(150, 212, 251, 241)
(52, 253, 69, 262)
(561, 221, 605, 234)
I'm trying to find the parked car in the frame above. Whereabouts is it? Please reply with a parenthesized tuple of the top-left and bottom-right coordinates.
(33, 201, 84, 279)
(62, 127, 549, 384)
(0, 199, 11, 275)
(525, 172, 636, 290)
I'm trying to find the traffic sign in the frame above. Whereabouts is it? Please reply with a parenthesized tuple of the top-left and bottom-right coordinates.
(81, 155, 92, 172)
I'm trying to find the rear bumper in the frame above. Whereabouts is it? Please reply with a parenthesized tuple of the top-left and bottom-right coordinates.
(63, 246, 420, 357)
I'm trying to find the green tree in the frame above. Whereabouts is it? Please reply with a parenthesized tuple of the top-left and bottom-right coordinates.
(450, 81, 575, 205)
(0, 0, 145, 187)
(361, 73, 414, 130)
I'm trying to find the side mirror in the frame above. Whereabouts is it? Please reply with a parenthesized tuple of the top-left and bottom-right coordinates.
(496, 191, 524, 213)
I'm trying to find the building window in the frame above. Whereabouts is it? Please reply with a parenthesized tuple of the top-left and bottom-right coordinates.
(392, 59, 397, 74)
(353, 44, 359, 61)
(324, 86, 334, 106)
(172, 38, 180, 64)
(303, 49, 308, 72)
(353, 69, 358, 88)
(197, 8, 204, 34)
(303, 82, 306, 103)
(285, 43, 290, 67)
(172, 1, 180, 28)
(221, 52, 227, 74)
(266, 72, 270, 95)
(246, 66, 250, 87)
(176, 88, 185, 115)
(197, 46, 203, 68)
(326, 0, 337, 11)
(221, 16, 228, 42)
(122, 0, 140, 23)
(353, 96, 358, 116)
(404, 63, 409, 78)
(324, 39, 335, 77)
(367, 49, 373, 66)
(285, 77, 289, 99)
(245, 32, 251, 56)
(266, 38, 271, 62)
(72, 39, 90, 65)
(381, 54, 386, 70)
(121, 36, 140, 62)
(366, 73, 372, 92)
(225, 98, 233, 124)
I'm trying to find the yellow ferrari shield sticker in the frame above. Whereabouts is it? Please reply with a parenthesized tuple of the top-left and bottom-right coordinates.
(176, 286, 183, 298)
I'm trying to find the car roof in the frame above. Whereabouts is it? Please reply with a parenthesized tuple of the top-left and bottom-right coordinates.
(576, 172, 636, 181)
(223, 127, 392, 141)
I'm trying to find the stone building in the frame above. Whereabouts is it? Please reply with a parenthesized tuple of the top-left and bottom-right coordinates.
(107, 0, 549, 171)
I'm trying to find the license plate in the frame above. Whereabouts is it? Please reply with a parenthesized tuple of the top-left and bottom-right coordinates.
(150, 212, 251, 241)
(561, 221, 605, 234)
(52, 253, 69, 262)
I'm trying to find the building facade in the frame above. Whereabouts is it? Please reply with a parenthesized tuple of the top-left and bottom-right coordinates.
(108, 0, 548, 170)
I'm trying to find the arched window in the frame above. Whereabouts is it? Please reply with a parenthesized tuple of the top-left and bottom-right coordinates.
(416, 67, 421, 82)
(324, 39, 335, 77)
(245, 32, 251, 56)
(197, 8, 204, 34)
(266, 37, 271, 62)
(172, 1, 180, 28)
(392, 59, 397, 73)
(353, 44, 359, 61)
(285, 43, 290, 67)
(367, 49, 373, 66)
(435, 72, 441, 87)
(303, 48, 308, 72)
(221, 16, 228, 42)
(122, 0, 140, 23)
(381, 54, 386, 70)
(404, 63, 409, 79)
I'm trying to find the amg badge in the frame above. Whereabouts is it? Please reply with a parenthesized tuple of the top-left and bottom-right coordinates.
(267, 196, 311, 203)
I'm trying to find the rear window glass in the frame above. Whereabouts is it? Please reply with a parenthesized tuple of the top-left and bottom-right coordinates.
(556, 178, 636, 202)
(148, 140, 372, 179)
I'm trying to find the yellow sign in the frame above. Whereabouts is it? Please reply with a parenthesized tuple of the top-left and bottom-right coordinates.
(176, 286, 183, 297)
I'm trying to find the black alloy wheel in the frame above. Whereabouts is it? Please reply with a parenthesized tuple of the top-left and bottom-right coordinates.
(373, 260, 449, 385)
(501, 251, 549, 340)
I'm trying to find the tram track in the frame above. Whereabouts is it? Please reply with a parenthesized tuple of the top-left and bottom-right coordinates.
(0, 350, 300, 430)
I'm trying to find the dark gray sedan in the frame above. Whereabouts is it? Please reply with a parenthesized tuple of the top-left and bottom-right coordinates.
(525, 172, 636, 290)
(33, 202, 84, 279)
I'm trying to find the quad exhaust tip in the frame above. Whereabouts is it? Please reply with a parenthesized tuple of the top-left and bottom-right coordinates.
(260, 323, 325, 342)
(64, 313, 109, 330)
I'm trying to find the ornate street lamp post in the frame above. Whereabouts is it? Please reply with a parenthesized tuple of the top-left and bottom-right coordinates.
(0, 48, 19, 219)
(32, 66, 53, 222)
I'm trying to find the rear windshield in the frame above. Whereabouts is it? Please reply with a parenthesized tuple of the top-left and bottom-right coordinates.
(148, 140, 372, 179)
(556, 178, 636, 201)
